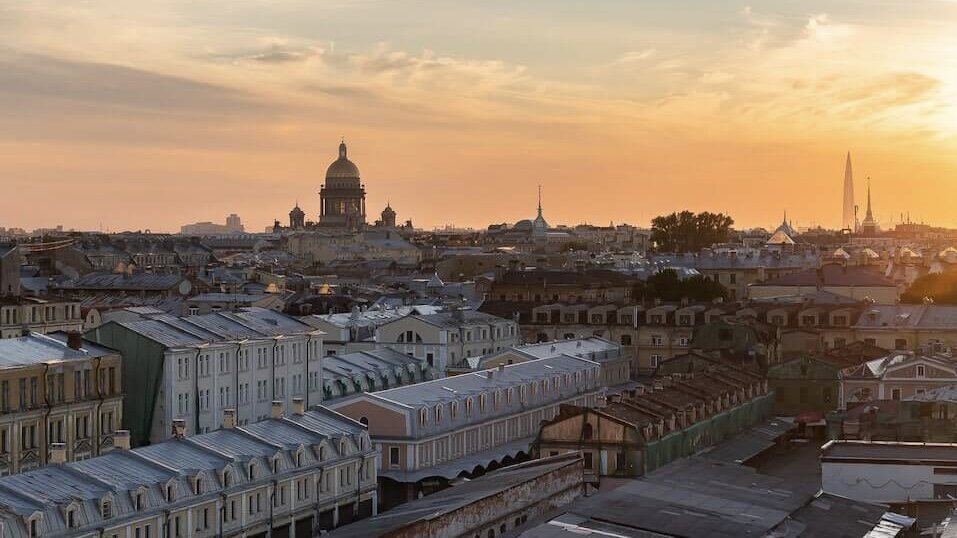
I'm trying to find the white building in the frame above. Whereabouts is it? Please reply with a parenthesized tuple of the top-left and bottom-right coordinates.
(822, 440, 957, 502)
(375, 309, 521, 374)
(86, 307, 324, 446)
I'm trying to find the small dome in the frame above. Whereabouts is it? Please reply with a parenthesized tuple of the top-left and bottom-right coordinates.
(513, 219, 534, 230)
(325, 141, 360, 182)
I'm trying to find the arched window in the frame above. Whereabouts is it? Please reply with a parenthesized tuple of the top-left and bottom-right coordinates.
(359, 416, 369, 426)
(101, 498, 113, 520)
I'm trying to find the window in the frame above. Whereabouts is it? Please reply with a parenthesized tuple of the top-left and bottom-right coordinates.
(583, 452, 593, 470)
(389, 446, 400, 466)
(166, 484, 175, 503)
(434, 405, 443, 423)
(917, 365, 926, 378)
(892, 388, 902, 400)
(620, 334, 632, 346)
(101, 499, 113, 520)
(67, 507, 78, 528)
(895, 338, 907, 350)
(419, 408, 428, 426)
(582, 423, 593, 440)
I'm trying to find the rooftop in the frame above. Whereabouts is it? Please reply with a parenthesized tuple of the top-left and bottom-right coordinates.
(822, 440, 957, 464)
(0, 332, 116, 369)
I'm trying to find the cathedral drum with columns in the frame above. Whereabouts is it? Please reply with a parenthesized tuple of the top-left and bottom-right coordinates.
(319, 141, 367, 230)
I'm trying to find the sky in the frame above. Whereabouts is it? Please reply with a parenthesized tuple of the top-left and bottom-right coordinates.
(2, 1, 957, 233)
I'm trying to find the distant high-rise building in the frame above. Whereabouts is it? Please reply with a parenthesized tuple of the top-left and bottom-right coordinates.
(225, 213, 243, 232)
(842, 152, 855, 230)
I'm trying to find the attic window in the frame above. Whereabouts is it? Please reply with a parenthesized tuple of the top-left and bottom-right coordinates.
(66, 507, 77, 528)
(101, 499, 113, 520)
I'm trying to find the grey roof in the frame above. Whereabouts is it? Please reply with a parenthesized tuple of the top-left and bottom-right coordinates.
(472, 337, 622, 369)
(187, 293, 273, 303)
(380, 437, 534, 482)
(822, 440, 957, 464)
(651, 250, 819, 270)
(116, 307, 314, 348)
(323, 348, 422, 379)
(403, 310, 514, 329)
(855, 304, 957, 329)
(59, 272, 184, 291)
(701, 419, 795, 464)
(367, 354, 599, 409)
(327, 454, 583, 538)
(559, 457, 809, 538)
(0, 332, 116, 369)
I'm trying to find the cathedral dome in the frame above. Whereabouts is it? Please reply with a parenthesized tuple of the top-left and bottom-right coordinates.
(325, 141, 360, 183)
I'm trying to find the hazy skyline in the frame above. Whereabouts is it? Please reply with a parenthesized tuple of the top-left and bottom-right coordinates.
(2, 1, 957, 233)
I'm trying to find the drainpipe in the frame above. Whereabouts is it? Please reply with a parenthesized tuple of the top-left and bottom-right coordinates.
(272, 337, 282, 401)
(41, 363, 52, 465)
(193, 347, 203, 435)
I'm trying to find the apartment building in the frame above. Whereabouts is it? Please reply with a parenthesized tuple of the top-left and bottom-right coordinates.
(0, 295, 84, 339)
(85, 307, 324, 446)
(839, 351, 957, 408)
(375, 309, 520, 374)
(853, 304, 957, 352)
(329, 355, 604, 509)
(322, 348, 434, 402)
(0, 403, 376, 538)
(0, 332, 123, 475)
(302, 306, 439, 356)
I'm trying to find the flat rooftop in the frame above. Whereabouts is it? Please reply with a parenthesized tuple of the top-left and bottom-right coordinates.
(822, 440, 957, 465)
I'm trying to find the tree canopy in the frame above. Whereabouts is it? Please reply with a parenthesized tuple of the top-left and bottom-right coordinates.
(650, 210, 734, 253)
(634, 269, 728, 303)
(901, 272, 957, 304)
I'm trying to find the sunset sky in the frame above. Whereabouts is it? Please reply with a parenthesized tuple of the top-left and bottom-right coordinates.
(2, 1, 957, 233)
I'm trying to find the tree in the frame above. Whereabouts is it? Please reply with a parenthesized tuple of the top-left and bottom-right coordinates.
(633, 269, 728, 303)
(901, 272, 957, 304)
(650, 211, 734, 253)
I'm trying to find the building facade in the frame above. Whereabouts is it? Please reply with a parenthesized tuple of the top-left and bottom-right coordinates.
(0, 404, 376, 538)
(319, 141, 366, 230)
(375, 310, 521, 374)
(0, 332, 123, 475)
(85, 307, 324, 446)
(329, 355, 604, 509)
(1, 296, 85, 339)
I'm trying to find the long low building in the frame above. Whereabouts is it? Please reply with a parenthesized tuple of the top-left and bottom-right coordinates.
(0, 403, 376, 538)
(822, 440, 957, 503)
(329, 354, 605, 509)
(327, 453, 586, 538)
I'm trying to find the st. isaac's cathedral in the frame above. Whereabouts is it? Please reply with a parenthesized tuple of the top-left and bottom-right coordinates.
(278, 141, 409, 233)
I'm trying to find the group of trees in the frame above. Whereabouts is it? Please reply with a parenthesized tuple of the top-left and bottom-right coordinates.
(633, 269, 728, 303)
(902, 272, 957, 304)
(650, 211, 735, 253)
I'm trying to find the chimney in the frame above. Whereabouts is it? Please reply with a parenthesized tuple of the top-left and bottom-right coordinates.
(113, 430, 131, 450)
(271, 400, 283, 419)
(223, 408, 237, 429)
(498, 363, 505, 372)
(171, 419, 186, 439)
(48, 443, 67, 464)
(292, 397, 305, 416)
(66, 331, 84, 350)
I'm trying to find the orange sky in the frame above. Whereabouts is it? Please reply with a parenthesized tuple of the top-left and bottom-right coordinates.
(2, 1, 957, 233)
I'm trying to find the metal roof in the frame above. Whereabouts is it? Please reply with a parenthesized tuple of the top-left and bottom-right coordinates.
(117, 307, 314, 348)
(0, 332, 116, 369)
(822, 440, 957, 464)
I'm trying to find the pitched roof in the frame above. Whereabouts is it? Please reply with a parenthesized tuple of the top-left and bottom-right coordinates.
(753, 264, 895, 288)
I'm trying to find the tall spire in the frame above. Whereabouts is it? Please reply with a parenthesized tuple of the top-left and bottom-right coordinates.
(842, 152, 855, 230)
(537, 184, 543, 219)
(865, 176, 873, 221)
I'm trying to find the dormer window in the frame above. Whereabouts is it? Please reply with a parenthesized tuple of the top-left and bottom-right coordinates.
(193, 476, 203, 495)
(223, 469, 232, 489)
(66, 507, 77, 528)
(134, 490, 145, 511)
(28, 515, 41, 537)
(296, 450, 304, 467)
(272, 457, 280, 474)
(434, 404, 443, 423)
(318, 446, 326, 461)
(101, 499, 113, 520)
(479, 394, 487, 413)
(465, 398, 473, 416)
(166, 483, 175, 503)
(450, 401, 459, 419)
(248, 462, 257, 480)
(419, 408, 428, 426)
